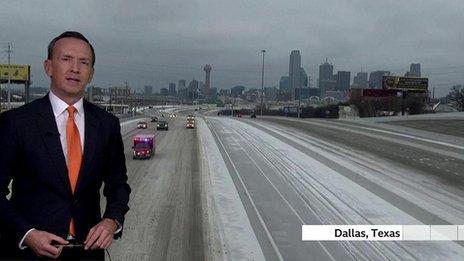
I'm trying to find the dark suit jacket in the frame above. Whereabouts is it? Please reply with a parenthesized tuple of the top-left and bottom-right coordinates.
(0, 95, 131, 256)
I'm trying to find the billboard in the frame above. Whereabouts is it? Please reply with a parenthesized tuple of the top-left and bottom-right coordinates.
(0, 64, 30, 82)
(382, 76, 428, 92)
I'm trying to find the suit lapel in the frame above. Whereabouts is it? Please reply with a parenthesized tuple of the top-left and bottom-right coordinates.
(35, 95, 72, 195)
(75, 100, 100, 194)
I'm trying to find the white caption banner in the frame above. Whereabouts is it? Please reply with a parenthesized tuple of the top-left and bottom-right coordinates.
(302, 225, 464, 241)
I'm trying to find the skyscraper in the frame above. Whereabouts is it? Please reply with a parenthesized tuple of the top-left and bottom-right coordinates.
(188, 79, 199, 99)
(319, 58, 333, 83)
(318, 59, 336, 96)
(289, 50, 301, 99)
(178, 79, 186, 89)
(168, 83, 176, 96)
(369, 71, 390, 88)
(356, 72, 368, 88)
(300, 68, 308, 88)
(336, 71, 351, 91)
(406, 63, 421, 77)
(204, 64, 212, 99)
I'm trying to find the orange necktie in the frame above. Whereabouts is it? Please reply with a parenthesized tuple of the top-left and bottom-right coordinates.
(66, 106, 82, 236)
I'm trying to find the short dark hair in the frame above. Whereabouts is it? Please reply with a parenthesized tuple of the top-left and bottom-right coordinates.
(47, 31, 95, 67)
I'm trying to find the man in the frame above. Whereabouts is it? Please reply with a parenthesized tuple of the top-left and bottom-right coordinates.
(0, 31, 131, 260)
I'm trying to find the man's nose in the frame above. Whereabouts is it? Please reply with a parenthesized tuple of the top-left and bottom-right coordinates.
(70, 60, 80, 73)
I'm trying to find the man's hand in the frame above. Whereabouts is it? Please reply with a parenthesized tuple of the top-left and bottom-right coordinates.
(84, 218, 117, 250)
(24, 230, 68, 258)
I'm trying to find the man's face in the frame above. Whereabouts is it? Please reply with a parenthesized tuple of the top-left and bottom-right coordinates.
(44, 37, 94, 101)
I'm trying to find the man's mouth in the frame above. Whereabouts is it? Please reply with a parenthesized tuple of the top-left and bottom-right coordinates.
(66, 78, 80, 84)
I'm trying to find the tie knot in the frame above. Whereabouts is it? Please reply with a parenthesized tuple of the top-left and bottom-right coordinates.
(67, 106, 77, 118)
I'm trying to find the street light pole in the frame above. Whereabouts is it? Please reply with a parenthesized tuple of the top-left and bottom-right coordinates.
(297, 87, 301, 118)
(260, 49, 265, 116)
(7, 42, 12, 110)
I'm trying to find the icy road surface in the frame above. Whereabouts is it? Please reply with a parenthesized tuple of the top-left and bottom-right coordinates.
(202, 116, 464, 260)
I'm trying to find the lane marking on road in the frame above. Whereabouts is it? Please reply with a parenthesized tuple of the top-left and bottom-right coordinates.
(228, 124, 339, 261)
(206, 118, 285, 261)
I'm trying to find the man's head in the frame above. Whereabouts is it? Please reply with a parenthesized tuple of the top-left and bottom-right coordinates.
(48, 31, 95, 67)
(44, 31, 95, 104)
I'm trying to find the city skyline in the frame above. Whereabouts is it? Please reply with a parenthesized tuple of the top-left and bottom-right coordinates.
(1, 0, 463, 97)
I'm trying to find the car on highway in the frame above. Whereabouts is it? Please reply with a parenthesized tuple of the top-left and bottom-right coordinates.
(150, 116, 158, 122)
(187, 114, 195, 120)
(137, 121, 148, 129)
(157, 120, 169, 130)
(186, 119, 195, 129)
(250, 113, 256, 118)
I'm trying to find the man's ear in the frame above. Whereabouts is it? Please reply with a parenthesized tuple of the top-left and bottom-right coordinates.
(44, 59, 52, 78)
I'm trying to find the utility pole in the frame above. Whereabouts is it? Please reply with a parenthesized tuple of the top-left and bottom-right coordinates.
(0, 82, 2, 113)
(7, 42, 12, 110)
(260, 50, 265, 116)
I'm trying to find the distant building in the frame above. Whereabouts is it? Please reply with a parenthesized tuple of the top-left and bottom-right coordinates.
(219, 89, 230, 96)
(405, 63, 421, 77)
(87, 86, 105, 102)
(231, 85, 245, 97)
(309, 87, 321, 97)
(318, 59, 336, 96)
(144, 85, 153, 96)
(264, 86, 279, 101)
(353, 72, 368, 88)
(325, 90, 349, 102)
(204, 64, 212, 99)
(279, 76, 291, 98)
(178, 79, 186, 89)
(369, 71, 390, 88)
(245, 88, 259, 102)
(300, 68, 308, 88)
(188, 79, 199, 99)
(168, 83, 176, 96)
(208, 87, 218, 101)
(160, 88, 168, 96)
(294, 87, 309, 100)
(319, 58, 334, 83)
(178, 80, 187, 100)
(336, 71, 351, 91)
(289, 50, 301, 99)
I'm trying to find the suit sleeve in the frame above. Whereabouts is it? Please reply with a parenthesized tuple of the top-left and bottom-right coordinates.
(102, 117, 131, 238)
(0, 112, 33, 244)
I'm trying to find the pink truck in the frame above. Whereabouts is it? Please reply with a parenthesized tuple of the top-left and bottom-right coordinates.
(132, 134, 155, 159)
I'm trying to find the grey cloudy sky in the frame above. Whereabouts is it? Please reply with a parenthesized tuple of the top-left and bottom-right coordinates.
(1, 0, 463, 97)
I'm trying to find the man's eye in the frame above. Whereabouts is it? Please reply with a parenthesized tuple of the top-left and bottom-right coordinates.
(81, 61, 90, 65)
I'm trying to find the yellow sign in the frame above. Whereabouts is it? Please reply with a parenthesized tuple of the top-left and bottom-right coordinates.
(0, 64, 30, 82)
(382, 76, 428, 91)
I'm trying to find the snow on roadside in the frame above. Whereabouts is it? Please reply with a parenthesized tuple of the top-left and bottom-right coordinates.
(197, 118, 265, 261)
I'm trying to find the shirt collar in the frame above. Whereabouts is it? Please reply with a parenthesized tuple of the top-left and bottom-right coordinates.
(48, 90, 84, 117)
